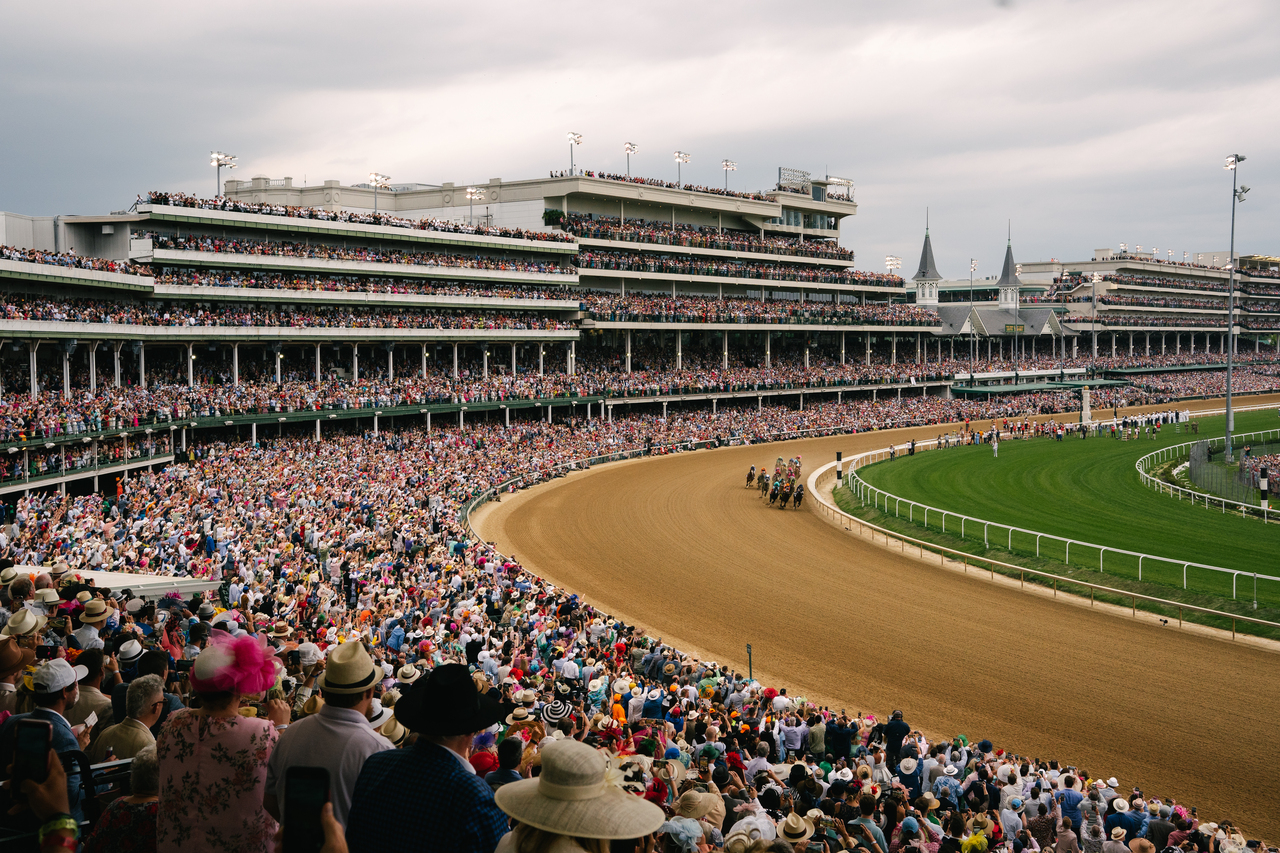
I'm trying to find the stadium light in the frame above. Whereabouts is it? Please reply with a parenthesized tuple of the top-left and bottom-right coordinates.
(969, 258, 978, 376)
(1119, 242, 1127, 253)
(624, 142, 637, 178)
(567, 132, 582, 173)
(1223, 153, 1247, 460)
(466, 186, 485, 226)
(674, 150, 690, 185)
(210, 151, 237, 197)
(721, 159, 737, 190)
(1091, 272, 1103, 374)
(368, 172, 390, 214)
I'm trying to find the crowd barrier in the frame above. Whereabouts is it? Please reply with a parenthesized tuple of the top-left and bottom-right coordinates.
(838, 403, 1280, 603)
(806, 461, 1280, 639)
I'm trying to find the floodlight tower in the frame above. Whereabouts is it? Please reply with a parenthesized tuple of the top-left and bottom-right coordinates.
(674, 151, 690, 185)
(1224, 153, 1250, 460)
(210, 151, 237, 197)
(368, 172, 390, 214)
(721, 159, 737, 190)
(567, 132, 582, 173)
(624, 142, 637, 178)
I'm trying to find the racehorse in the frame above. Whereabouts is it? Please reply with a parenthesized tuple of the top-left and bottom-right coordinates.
(778, 482, 793, 509)
(746, 466, 756, 488)
(792, 484, 804, 509)
(768, 480, 780, 505)
(759, 472, 770, 498)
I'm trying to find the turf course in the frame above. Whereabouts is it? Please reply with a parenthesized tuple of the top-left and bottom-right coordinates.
(855, 409, 1280, 606)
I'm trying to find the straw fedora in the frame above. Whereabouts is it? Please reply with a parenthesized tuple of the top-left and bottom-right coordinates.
(368, 699, 393, 729)
(396, 665, 420, 685)
(494, 739, 665, 840)
(79, 600, 115, 625)
(1112, 798, 1130, 813)
(379, 716, 408, 747)
(506, 707, 534, 725)
(317, 641, 378, 695)
(0, 636, 35, 678)
(779, 813, 814, 844)
(33, 589, 60, 607)
(1, 609, 47, 637)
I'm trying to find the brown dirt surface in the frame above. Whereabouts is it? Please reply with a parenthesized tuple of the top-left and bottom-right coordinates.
(474, 395, 1280, 839)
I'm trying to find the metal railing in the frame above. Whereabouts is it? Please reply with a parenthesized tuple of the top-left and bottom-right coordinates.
(806, 461, 1280, 639)
(841, 405, 1280, 603)
(1135, 427, 1280, 520)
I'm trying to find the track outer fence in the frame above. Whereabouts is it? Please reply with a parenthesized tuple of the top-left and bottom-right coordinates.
(806, 461, 1280, 639)
(840, 404, 1280, 603)
(1135, 427, 1280, 521)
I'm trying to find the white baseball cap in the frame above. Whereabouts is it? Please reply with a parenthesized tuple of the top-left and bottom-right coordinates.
(33, 659, 88, 694)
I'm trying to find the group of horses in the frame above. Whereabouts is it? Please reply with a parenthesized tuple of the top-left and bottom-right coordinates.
(746, 462, 804, 509)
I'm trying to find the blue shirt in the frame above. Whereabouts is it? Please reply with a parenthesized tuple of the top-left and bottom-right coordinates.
(346, 740, 507, 853)
(1055, 789, 1084, 831)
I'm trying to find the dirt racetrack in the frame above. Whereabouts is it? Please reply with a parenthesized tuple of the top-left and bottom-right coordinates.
(474, 395, 1280, 839)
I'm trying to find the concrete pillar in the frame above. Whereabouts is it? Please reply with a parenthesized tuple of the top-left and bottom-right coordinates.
(315, 419, 320, 440)
(275, 348, 282, 385)
(113, 342, 122, 388)
(608, 405, 613, 423)
(138, 343, 146, 390)
(1176, 334, 1181, 355)
(891, 332, 897, 365)
(62, 351, 70, 401)
(1220, 333, 1225, 355)
(1161, 334, 1166, 355)
(799, 392, 804, 411)
(504, 406, 509, 427)
(483, 346, 488, 379)
(421, 343, 428, 378)
(28, 343, 38, 399)
(352, 344, 359, 380)
(316, 343, 322, 383)
(916, 332, 921, 364)
(662, 401, 667, 419)
(187, 343, 195, 386)
(373, 414, 379, 436)
(251, 422, 257, 444)
(712, 398, 717, 414)
(511, 343, 517, 375)
(722, 330, 728, 370)
(676, 331, 682, 371)
(88, 343, 96, 392)
(841, 331, 846, 365)
(459, 409, 464, 429)
(388, 346, 394, 380)
(758, 395, 762, 411)
(804, 344, 809, 369)
(538, 344, 544, 376)
(1092, 332, 1098, 359)
(865, 333, 871, 366)
(625, 331, 632, 374)
(233, 343, 240, 386)
(765, 332, 771, 368)
(1145, 333, 1150, 356)
(569, 341, 576, 376)
(1129, 332, 1134, 356)
(453, 343, 459, 379)
(426, 411, 431, 431)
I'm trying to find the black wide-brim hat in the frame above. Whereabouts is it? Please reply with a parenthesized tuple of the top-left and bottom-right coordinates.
(395, 663, 505, 736)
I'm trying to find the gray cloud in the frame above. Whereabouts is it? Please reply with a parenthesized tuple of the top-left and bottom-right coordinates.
(0, 0, 1275, 275)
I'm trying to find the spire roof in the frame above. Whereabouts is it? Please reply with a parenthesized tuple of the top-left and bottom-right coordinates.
(996, 239, 1021, 288)
(913, 225, 941, 282)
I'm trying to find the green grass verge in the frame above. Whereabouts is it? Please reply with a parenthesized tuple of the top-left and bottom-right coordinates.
(830, 485, 1280, 641)
(855, 409, 1280, 607)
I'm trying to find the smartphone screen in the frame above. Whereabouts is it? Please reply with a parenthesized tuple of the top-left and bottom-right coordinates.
(13, 719, 52, 793)
(282, 765, 330, 853)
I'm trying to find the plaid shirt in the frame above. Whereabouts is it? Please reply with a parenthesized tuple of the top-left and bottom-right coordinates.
(346, 740, 508, 853)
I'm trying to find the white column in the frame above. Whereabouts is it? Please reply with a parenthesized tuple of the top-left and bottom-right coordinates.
(722, 330, 728, 369)
(569, 341, 576, 376)
(538, 344, 544, 376)
(315, 343, 322, 383)
(88, 343, 96, 392)
(483, 346, 489, 379)
(62, 351, 70, 401)
(113, 342, 122, 388)
(626, 331, 632, 374)
(187, 343, 195, 386)
(421, 343, 427, 378)
(315, 419, 321, 440)
(233, 343, 240, 386)
(765, 332, 771, 368)
(511, 343, 517, 375)
(388, 346, 394, 380)
(29, 343, 38, 399)
(352, 344, 359, 380)
(841, 331, 846, 365)
(891, 333, 897, 365)
(274, 348, 282, 385)
(453, 343, 459, 379)
(138, 343, 146, 390)
(676, 332, 682, 371)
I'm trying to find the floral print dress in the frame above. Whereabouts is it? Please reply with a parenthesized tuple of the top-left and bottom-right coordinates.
(155, 709, 279, 853)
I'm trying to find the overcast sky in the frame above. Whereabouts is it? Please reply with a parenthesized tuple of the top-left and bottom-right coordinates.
(1, 0, 1276, 278)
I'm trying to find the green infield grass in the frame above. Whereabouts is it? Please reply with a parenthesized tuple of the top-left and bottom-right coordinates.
(853, 408, 1280, 607)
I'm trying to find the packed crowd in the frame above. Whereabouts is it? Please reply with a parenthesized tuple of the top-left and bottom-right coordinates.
(1064, 296, 1225, 311)
(579, 251, 903, 287)
(0, 294, 574, 332)
(1063, 314, 1229, 329)
(549, 169, 773, 201)
(1054, 273, 1280, 299)
(0, 385, 1262, 852)
(563, 215, 855, 261)
(0, 246, 144, 277)
(141, 192, 576, 243)
(582, 293, 937, 326)
(1132, 368, 1280, 398)
(151, 268, 573, 300)
(144, 233, 574, 276)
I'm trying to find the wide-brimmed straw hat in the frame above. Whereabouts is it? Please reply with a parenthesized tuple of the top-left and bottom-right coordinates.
(79, 600, 115, 624)
(494, 739, 665, 840)
(317, 641, 378, 695)
(1, 609, 47, 637)
(779, 813, 814, 844)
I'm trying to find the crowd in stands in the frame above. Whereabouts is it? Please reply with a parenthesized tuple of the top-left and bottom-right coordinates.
(549, 169, 772, 201)
(1132, 368, 1280, 398)
(1063, 314, 1229, 329)
(580, 251, 903, 287)
(1063, 295, 1226, 311)
(0, 295, 573, 332)
(562, 215, 855, 261)
(1, 435, 167, 486)
(0, 382, 1260, 852)
(582, 293, 937, 326)
(151, 268, 573, 300)
(141, 191, 576, 243)
(1054, 273, 1280, 299)
(144, 233, 574, 276)
(0, 246, 144, 276)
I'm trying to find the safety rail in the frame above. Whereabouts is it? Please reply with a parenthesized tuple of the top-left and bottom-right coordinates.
(839, 404, 1280, 603)
(806, 461, 1280, 639)
(1136, 427, 1280, 519)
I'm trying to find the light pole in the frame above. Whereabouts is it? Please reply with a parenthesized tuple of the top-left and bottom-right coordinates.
(210, 151, 236, 197)
(1015, 263, 1023, 365)
(368, 172, 390, 214)
(624, 142, 637, 178)
(721, 159, 737, 190)
(1224, 153, 1250, 461)
(466, 186, 484, 226)
(1091, 272, 1102, 376)
(970, 258, 978, 376)
(567, 132, 582, 174)
(674, 151, 690, 186)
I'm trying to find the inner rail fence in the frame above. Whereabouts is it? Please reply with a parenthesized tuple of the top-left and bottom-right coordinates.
(806, 462, 1280, 639)
(1135, 426, 1280, 520)
(841, 403, 1280, 606)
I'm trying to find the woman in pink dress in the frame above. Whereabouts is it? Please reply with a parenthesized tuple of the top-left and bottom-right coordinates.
(155, 632, 288, 853)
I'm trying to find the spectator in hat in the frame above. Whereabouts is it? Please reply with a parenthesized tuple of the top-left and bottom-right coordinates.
(1103, 826, 1130, 853)
(345, 663, 508, 853)
(90, 674, 163, 762)
(0, 657, 91, 823)
(884, 710, 910, 768)
(0, 636, 33, 715)
(155, 632, 289, 853)
(71, 597, 114, 651)
(493, 738, 664, 853)
(82, 744, 160, 853)
(1105, 798, 1143, 843)
(265, 641, 393, 827)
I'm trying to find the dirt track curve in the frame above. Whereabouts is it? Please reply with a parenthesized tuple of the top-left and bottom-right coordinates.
(474, 395, 1280, 839)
